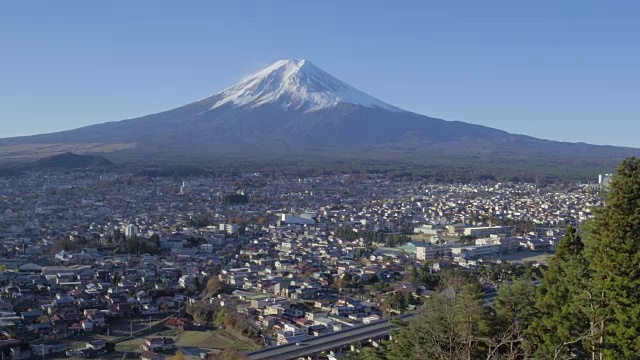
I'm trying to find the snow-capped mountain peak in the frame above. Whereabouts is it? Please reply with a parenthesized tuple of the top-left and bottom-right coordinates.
(208, 59, 400, 112)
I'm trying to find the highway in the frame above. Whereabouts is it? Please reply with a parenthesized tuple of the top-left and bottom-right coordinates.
(247, 288, 502, 360)
(247, 316, 411, 360)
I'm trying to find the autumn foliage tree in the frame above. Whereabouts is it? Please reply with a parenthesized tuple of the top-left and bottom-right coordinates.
(206, 276, 221, 295)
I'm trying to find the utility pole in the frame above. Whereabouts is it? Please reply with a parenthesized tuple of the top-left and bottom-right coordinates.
(130, 320, 133, 338)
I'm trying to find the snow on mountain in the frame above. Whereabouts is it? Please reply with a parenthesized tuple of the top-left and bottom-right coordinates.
(208, 59, 401, 112)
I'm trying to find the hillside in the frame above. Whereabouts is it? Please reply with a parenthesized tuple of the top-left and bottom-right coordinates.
(0, 59, 636, 177)
(25, 152, 114, 169)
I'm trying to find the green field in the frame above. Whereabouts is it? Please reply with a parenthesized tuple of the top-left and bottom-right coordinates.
(113, 330, 257, 354)
(115, 337, 144, 353)
(175, 330, 256, 351)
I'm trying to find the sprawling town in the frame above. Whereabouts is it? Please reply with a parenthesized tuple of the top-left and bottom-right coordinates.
(0, 169, 606, 360)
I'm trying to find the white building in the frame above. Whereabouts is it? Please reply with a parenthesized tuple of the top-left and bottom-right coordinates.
(599, 174, 612, 186)
(416, 244, 451, 261)
(219, 223, 239, 235)
(475, 235, 519, 252)
(124, 224, 138, 238)
(179, 275, 196, 288)
(283, 323, 306, 336)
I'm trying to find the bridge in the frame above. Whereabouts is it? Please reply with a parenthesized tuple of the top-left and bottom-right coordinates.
(246, 315, 412, 360)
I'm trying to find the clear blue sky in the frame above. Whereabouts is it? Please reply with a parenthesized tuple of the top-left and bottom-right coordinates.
(1, 1, 639, 146)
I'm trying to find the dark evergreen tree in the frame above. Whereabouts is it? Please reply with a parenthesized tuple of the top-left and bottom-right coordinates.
(490, 279, 536, 358)
(526, 226, 594, 359)
(586, 157, 640, 358)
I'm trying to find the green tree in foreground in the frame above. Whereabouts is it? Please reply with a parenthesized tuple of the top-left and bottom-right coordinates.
(490, 279, 536, 358)
(526, 226, 596, 359)
(334, 158, 640, 360)
(528, 157, 640, 359)
(386, 274, 488, 360)
(586, 157, 640, 358)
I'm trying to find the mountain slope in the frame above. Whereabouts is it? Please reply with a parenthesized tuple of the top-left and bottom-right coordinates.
(0, 59, 637, 170)
(26, 152, 113, 169)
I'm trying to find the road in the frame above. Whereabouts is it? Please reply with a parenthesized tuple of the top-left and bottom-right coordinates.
(247, 316, 411, 360)
(246, 285, 518, 360)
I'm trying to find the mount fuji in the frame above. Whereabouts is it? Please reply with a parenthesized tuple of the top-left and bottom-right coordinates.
(208, 59, 400, 113)
(0, 59, 637, 171)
